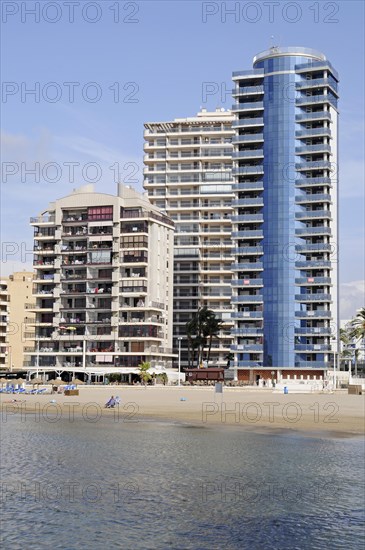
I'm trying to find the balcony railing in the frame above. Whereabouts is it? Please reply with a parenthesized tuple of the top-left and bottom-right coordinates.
(232, 246, 263, 255)
(231, 311, 263, 319)
(232, 198, 264, 206)
(295, 144, 331, 154)
(295, 293, 332, 301)
(295, 193, 331, 204)
(232, 84, 264, 94)
(231, 344, 263, 352)
(30, 215, 55, 224)
(295, 210, 332, 219)
(295, 227, 331, 236)
(231, 278, 263, 286)
(231, 262, 263, 271)
(295, 277, 331, 285)
(231, 328, 263, 335)
(295, 111, 331, 122)
(232, 295, 263, 303)
(231, 214, 263, 223)
(295, 327, 333, 335)
(295, 160, 332, 171)
(295, 177, 332, 186)
(295, 128, 332, 138)
(231, 231, 264, 239)
(232, 134, 264, 143)
(295, 311, 331, 318)
(295, 260, 332, 269)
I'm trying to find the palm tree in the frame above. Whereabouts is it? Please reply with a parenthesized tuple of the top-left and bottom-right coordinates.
(204, 314, 224, 365)
(350, 308, 365, 340)
(138, 361, 151, 386)
(350, 308, 365, 376)
(185, 307, 223, 367)
(340, 327, 353, 373)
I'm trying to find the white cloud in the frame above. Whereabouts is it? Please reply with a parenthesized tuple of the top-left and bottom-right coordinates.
(1, 129, 52, 165)
(340, 280, 365, 321)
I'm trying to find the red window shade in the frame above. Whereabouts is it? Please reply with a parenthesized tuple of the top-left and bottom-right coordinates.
(88, 206, 113, 220)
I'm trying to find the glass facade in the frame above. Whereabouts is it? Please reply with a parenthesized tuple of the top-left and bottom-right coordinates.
(231, 47, 339, 378)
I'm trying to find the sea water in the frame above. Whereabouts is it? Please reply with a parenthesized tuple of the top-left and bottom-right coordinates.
(1, 415, 364, 549)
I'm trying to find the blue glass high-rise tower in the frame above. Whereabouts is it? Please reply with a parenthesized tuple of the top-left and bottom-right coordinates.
(231, 47, 339, 382)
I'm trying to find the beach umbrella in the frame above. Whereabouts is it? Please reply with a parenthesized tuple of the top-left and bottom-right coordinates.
(0, 377, 8, 386)
(31, 377, 43, 385)
(52, 379, 64, 386)
(67, 326, 77, 331)
(16, 378, 25, 384)
(72, 378, 84, 385)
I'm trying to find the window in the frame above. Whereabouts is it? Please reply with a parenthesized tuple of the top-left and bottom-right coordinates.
(88, 206, 113, 221)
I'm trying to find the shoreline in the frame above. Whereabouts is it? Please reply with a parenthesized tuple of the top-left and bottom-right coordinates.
(1, 386, 364, 437)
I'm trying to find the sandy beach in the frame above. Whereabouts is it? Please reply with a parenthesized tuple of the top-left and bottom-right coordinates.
(1, 386, 364, 436)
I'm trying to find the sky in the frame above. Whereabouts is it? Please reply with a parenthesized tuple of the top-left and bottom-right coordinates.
(1, 0, 364, 320)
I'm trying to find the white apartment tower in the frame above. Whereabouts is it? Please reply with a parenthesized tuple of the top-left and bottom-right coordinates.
(27, 184, 174, 376)
(0, 281, 9, 370)
(144, 109, 234, 369)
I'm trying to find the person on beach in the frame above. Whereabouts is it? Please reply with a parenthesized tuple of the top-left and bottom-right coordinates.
(105, 396, 116, 408)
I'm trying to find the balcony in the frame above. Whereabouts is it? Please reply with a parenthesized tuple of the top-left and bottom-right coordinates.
(30, 215, 55, 224)
(232, 246, 263, 255)
(295, 111, 331, 122)
(295, 160, 332, 171)
(231, 230, 263, 239)
(295, 227, 332, 236)
(231, 278, 263, 287)
(295, 327, 333, 335)
(295, 209, 332, 220)
(295, 277, 331, 286)
(295, 311, 331, 318)
(231, 116, 264, 125)
(232, 84, 264, 95)
(232, 295, 263, 303)
(231, 328, 263, 336)
(295, 243, 333, 254)
(295, 144, 331, 155)
(295, 293, 332, 302)
(231, 262, 263, 271)
(295, 177, 332, 187)
(231, 214, 263, 223)
(232, 198, 263, 207)
(234, 360, 263, 367)
(232, 182, 264, 192)
(296, 78, 337, 91)
(234, 101, 264, 111)
(295, 344, 331, 352)
(233, 68, 264, 77)
(231, 344, 263, 352)
(232, 134, 263, 143)
(295, 193, 331, 204)
(295, 127, 332, 139)
(231, 311, 263, 319)
(295, 260, 332, 269)
(232, 150, 264, 159)
(120, 286, 147, 294)
(296, 95, 337, 107)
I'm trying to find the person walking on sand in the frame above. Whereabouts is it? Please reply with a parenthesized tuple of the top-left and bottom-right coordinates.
(105, 396, 116, 408)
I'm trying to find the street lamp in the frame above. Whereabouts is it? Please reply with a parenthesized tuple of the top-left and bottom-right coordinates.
(331, 336, 339, 390)
(333, 351, 337, 390)
(177, 337, 183, 386)
(271, 370, 275, 388)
